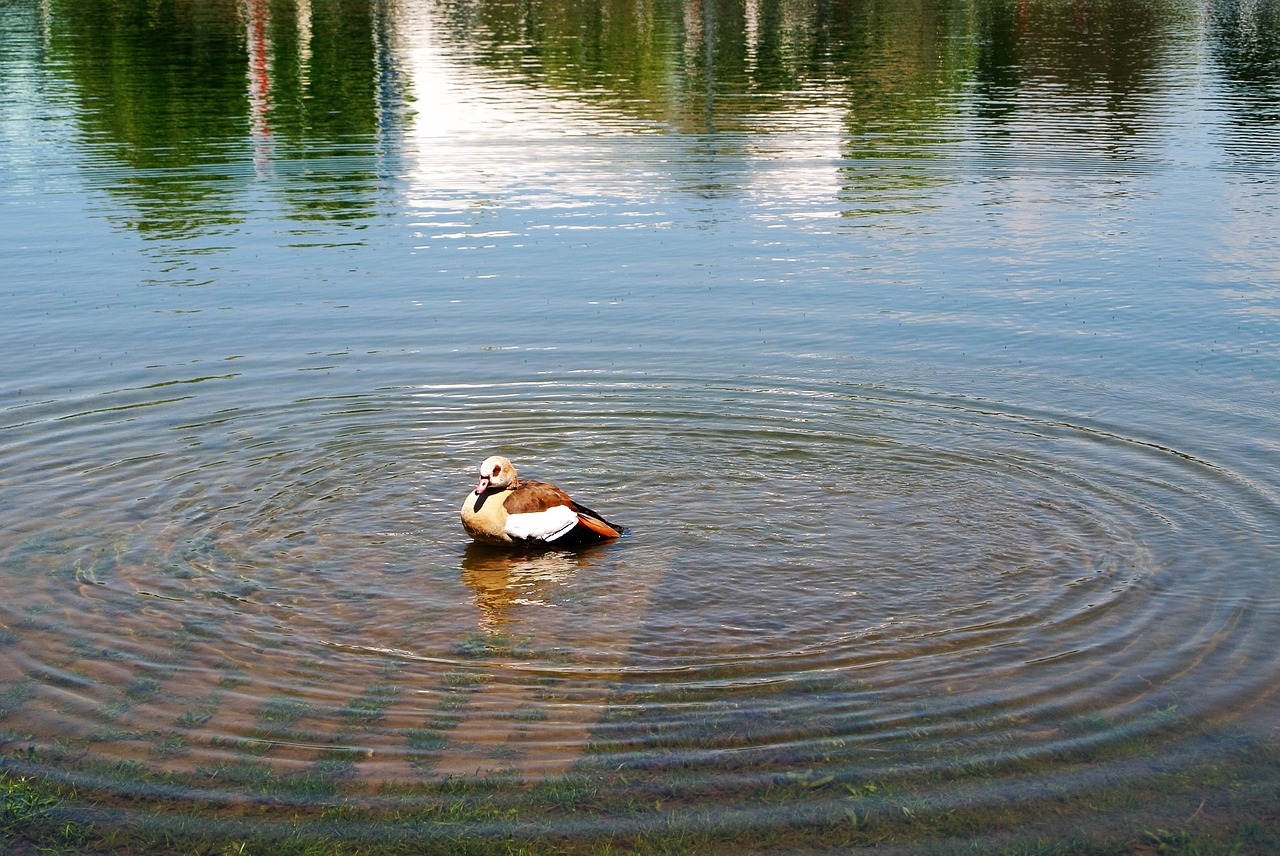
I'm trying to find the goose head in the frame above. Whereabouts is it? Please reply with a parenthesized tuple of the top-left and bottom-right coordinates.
(474, 455, 518, 495)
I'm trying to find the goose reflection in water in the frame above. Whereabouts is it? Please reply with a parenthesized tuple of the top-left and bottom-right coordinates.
(460, 543, 609, 633)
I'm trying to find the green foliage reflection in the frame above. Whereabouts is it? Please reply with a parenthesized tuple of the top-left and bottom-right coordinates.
(34, 0, 1277, 233)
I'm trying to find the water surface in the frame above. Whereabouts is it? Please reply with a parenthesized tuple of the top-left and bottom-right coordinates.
(1, 0, 1278, 845)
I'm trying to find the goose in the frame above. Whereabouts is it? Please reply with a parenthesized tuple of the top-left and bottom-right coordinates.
(460, 455, 622, 546)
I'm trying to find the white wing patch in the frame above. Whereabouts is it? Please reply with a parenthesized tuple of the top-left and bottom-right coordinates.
(504, 505, 579, 542)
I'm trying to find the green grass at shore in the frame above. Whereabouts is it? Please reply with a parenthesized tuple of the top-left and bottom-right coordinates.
(2, 725, 1277, 855)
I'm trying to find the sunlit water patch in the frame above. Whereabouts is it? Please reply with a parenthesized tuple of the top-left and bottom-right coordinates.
(2, 373, 1275, 815)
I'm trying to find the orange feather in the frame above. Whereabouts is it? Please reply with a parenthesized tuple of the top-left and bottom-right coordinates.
(576, 512, 621, 539)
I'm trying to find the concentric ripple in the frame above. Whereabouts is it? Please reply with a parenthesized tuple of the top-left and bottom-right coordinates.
(1, 372, 1277, 809)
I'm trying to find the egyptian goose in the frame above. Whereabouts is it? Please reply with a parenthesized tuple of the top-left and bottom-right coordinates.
(460, 455, 622, 546)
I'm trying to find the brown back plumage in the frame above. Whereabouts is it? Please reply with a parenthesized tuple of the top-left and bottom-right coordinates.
(503, 480, 574, 514)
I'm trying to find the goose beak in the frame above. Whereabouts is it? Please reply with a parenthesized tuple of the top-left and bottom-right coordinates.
(475, 476, 491, 495)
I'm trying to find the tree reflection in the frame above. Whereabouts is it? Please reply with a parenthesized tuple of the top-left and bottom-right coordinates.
(44, 0, 392, 240)
(47, 0, 249, 238)
(431, 0, 974, 133)
(34, 0, 1279, 238)
(1209, 0, 1280, 165)
(970, 0, 1178, 154)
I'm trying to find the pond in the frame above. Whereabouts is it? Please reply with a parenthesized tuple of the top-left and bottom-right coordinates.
(1, 0, 1278, 851)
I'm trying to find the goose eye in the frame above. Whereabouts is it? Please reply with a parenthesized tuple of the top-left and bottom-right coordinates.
(492, 465, 501, 476)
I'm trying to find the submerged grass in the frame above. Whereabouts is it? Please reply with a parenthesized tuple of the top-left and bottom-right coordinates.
(0, 723, 1276, 855)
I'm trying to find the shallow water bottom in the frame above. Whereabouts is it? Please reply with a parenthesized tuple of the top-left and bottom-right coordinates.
(2, 377, 1278, 852)
(3, 711, 1278, 854)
